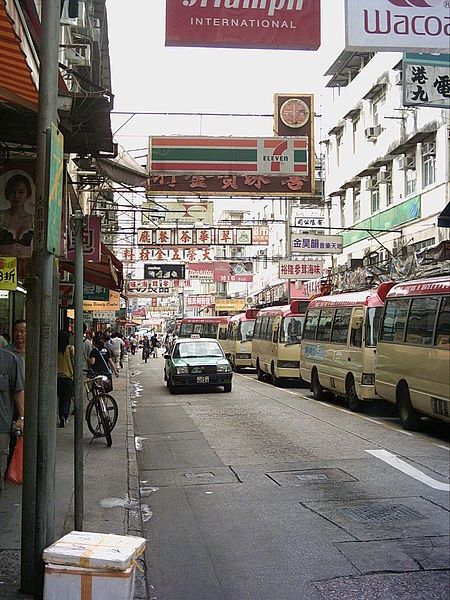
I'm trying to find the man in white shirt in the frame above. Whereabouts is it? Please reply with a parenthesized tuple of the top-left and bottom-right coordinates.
(111, 332, 125, 369)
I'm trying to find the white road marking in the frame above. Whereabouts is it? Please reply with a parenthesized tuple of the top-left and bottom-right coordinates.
(366, 449, 450, 491)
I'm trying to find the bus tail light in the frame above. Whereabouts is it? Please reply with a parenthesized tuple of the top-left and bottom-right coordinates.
(361, 373, 375, 385)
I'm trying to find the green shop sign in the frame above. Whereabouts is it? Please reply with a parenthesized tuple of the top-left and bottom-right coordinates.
(343, 196, 421, 247)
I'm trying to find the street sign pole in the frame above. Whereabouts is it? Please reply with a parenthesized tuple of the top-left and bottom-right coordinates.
(23, 0, 61, 597)
(74, 211, 84, 530)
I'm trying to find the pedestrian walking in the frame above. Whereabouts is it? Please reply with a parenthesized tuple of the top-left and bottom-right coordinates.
(150, 333, 158, 358)
(82, 325, 93, 376)
(142, 336, 150, 363)
(5, 319, 26, 368)
(0, 348, 24, 492)
(57, 330, 74, 428)
(111, 332, 125, 369)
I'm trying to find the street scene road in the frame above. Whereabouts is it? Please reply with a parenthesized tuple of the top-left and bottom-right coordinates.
(130, 354, 450, 600)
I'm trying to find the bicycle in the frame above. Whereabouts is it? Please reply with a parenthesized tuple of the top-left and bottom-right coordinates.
(84, 375, 118, 447)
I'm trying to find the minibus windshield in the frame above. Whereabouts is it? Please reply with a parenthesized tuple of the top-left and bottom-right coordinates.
(239, 320, 255, 341)
(365, 307, 383, 347)
(280, 316, 304, 344)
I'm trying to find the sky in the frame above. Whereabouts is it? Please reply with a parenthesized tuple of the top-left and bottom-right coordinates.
(106, 0, 346, 166)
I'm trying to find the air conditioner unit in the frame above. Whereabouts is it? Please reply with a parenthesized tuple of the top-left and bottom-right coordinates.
(365, 125, 382, 140)
(61, 1, 87, 28)
(376, 171, 391, 184)
(394, 71, 403, 86)
(66, 44, 91, 67)
(364, 178, 377, 192)
(422, 142, 436, 156)
(398, 155, 415, 170)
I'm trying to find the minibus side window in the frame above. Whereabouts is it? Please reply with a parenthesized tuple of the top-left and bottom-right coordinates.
(303, 310, 320, 340)
(380, 299, 410, 343)
(272, 326, 279, 344)
(331, 309, 352, 344)
(316, 310, 334, 341)
(254, 317, 262, 340)
(365, 307, 382, 347)
(405, 296, 439, 346)
(260, 317, 269, 340)
(266, 317, 274, 341)
(435, 297, 450, 348)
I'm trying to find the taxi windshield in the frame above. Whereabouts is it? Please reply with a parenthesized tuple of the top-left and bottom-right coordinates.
(174, 341, 223, 358)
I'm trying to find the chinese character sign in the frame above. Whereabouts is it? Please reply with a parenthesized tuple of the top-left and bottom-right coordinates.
(66, 216, 101, 262)
(137, 228, 253, 246)
(403, 53, 450, 109)
(279, 259, 324, 280)
(0, 257, 17, 290)
(291, 234, 343, 254)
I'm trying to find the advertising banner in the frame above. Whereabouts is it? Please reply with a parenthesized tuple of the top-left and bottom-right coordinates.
(143, 263, 186, 280)
(165, 0, 321, 51)
(59, 282, 74, 307)
(213, 261, 253, 283)
(0, 161, 35, 258)
(215, 298, 247, 313)
(188, 263, 215, 280)
(148, 136, 308, 177)
(0, 257, 17, 290)
(291, 234, 344, 254)
(279, 259, 324, 280)
(142, 201, 214, 224)
(83, 290, 120, 312)
(83, 283, 110, 301)
(147, 173, 313, 197)
(127, 279, 184, 292)
(66, 216, 101, 262)
(186, 295, 215, 308)
(294, 208, 325, 228)
(137, 227, 253, 246)
(47, 124, 64, 256)
(403, 53, 450, 109)
(121, 246, 215, 263)
(345, 0, 450, 53)
(252, 225, 270, 245)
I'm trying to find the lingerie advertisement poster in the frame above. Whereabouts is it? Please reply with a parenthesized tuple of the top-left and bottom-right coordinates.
(0, 162, 35, 258)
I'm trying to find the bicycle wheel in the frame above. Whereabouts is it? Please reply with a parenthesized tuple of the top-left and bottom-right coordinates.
(85, 394, 118, 439)
(100, 401, 113, 447)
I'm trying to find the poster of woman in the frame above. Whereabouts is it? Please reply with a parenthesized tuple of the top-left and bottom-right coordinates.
(0, 166, 35, 258)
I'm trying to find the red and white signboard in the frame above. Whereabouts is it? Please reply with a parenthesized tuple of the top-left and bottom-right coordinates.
(165, 0, 321, 51)
(345, 0, 450, 53)
(279, 259, 324, 280)
(188, 263, 215, 280)
(121, 247, 215, 263)
(252, 225, 270, 245)
(213, 261, 253, 283)
(186, 295, 215, 308)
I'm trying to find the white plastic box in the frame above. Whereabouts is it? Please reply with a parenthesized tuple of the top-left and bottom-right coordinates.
(42, 531, 146, 600)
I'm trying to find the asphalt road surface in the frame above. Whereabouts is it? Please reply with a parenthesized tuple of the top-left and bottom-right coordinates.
(130, 354, 450, 600)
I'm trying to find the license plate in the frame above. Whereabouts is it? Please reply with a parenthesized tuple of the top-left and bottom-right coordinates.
(197, 376, 209, 384)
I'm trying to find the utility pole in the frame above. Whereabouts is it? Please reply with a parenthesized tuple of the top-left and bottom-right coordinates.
(22, 1, 61, 597)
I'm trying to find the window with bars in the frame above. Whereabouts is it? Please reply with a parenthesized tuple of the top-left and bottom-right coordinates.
(422, 143, 436, 188)
(371, 188, 380, 214)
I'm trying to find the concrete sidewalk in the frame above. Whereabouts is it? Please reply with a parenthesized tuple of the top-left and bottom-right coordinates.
(0, 362, 148, 599)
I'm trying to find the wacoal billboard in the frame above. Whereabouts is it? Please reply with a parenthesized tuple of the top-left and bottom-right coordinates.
(165, 0, 321, 50)
(345, 0, 450, 53)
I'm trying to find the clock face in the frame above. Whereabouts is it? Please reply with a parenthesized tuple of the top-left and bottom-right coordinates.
(280, 98, 310, 128)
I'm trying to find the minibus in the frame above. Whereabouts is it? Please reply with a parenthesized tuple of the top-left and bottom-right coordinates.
(376, 275, 449, 430)
(251, 300, 308, 385)
(177, 316, 230, 352)
(300, 283, 393, 411)
(223, 309, 258, 371)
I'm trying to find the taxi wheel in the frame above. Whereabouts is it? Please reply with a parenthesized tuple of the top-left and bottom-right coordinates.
(168, 379, 177, 394)
(223, 383, 232, 393)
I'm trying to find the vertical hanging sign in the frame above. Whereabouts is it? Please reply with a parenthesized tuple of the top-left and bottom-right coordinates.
(47, 124, 64, 255)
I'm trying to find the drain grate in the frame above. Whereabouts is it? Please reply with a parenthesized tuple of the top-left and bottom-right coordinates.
(341, 503, 424, 524)
(267, 468, 357, 486)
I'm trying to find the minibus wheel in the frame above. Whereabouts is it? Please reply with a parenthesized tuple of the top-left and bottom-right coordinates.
(312, 369, 324, 400)
(397, 385, 421, 431)
(346, 376, 362, 412)
(271, 363, 281, 387)
(256, 360, 264, 381)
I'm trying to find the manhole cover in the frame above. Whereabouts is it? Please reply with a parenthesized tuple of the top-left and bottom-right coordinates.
(184, 472, 215, 481)
(341, 504, 423, 524)
(296, 472, 330, 483)
(267, 468, 357, 486)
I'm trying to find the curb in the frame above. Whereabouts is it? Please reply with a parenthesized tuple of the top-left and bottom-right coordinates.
(126, 362, 149, 600)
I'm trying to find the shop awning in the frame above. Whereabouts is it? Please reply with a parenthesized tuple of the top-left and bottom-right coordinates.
(0, 0, 39, 110)
(96, 145, 148, 187)
(60, 243, 123, 292)
(438, 202, 450, 228)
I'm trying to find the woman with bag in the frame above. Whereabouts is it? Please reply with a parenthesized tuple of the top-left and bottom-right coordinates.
(88, 333, 119, 392)
(57, 330, 74, 428)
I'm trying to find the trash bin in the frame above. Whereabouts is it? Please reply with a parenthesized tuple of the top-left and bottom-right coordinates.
(42, 531, 146, 600)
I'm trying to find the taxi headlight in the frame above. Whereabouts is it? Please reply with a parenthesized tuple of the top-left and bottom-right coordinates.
(217, 364, 231, 373)
(176, 366, 189, 375)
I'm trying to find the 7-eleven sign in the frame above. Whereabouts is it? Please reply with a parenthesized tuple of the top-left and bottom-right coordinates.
(257, 138, 308, 176)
